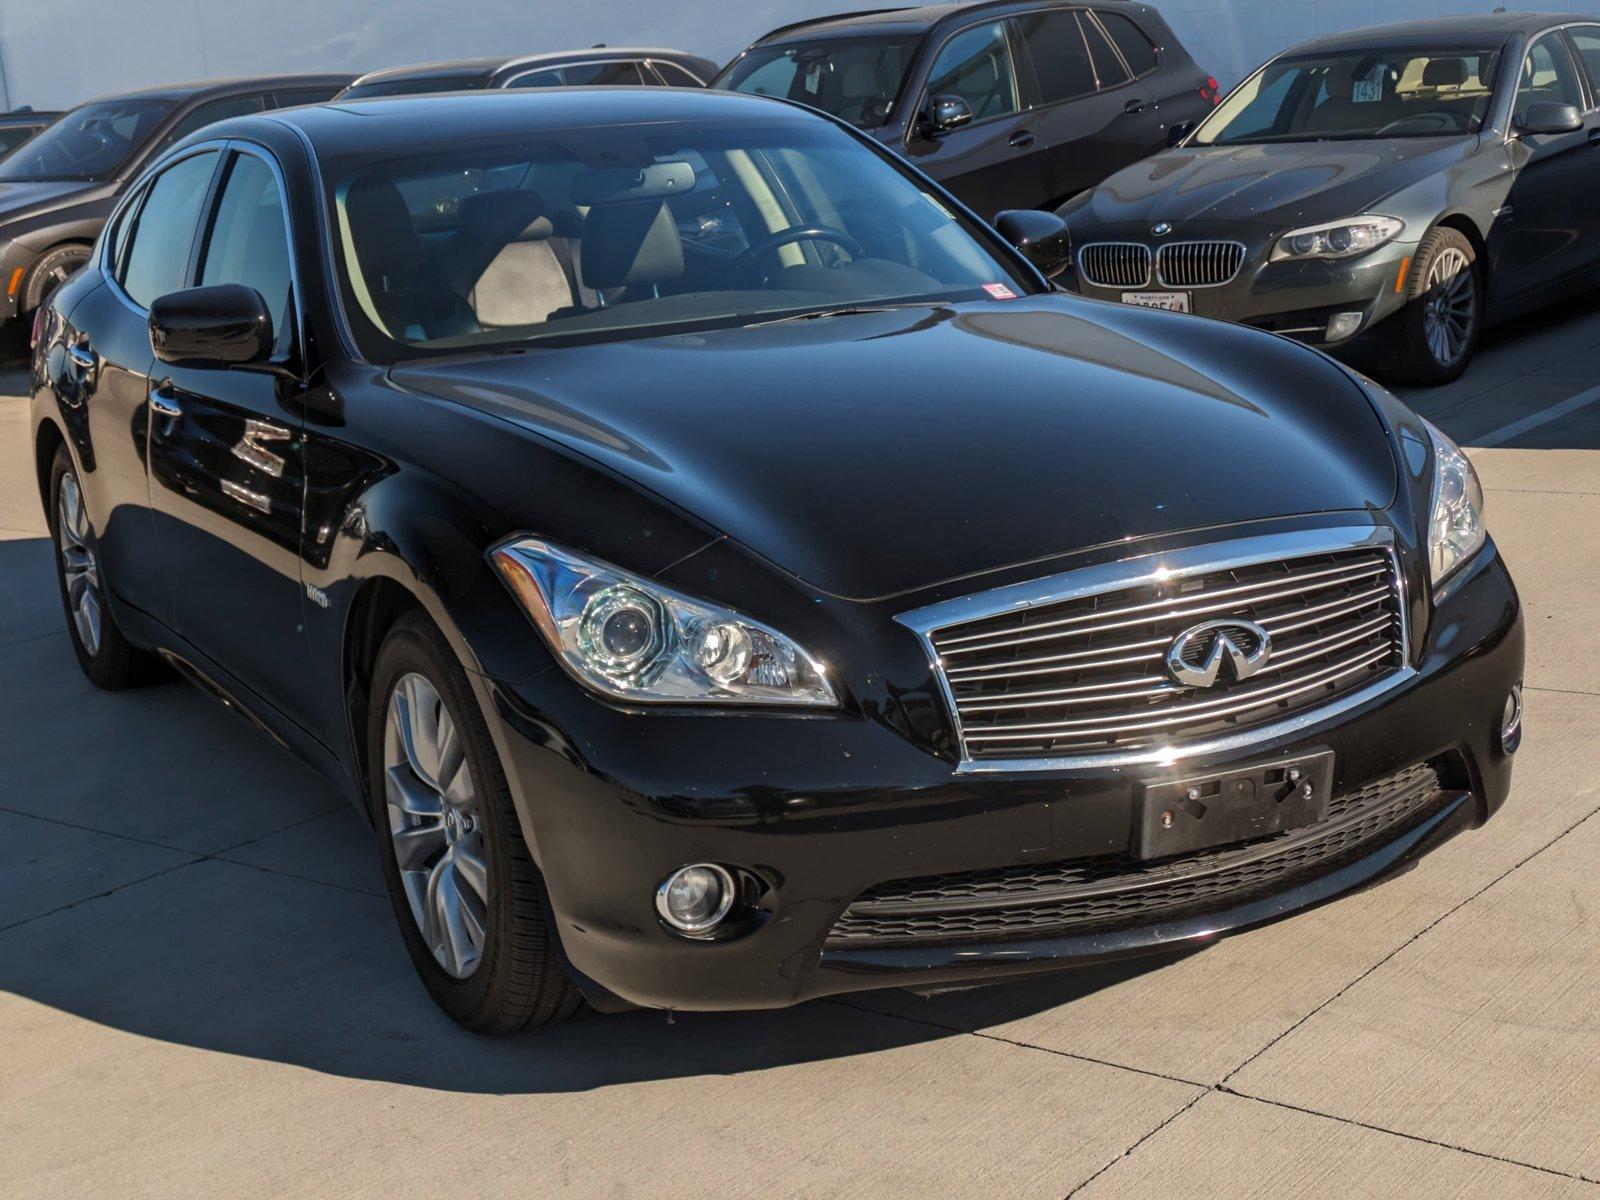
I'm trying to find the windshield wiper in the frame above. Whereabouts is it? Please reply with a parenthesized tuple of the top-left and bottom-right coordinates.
(743, 304, 914, 328)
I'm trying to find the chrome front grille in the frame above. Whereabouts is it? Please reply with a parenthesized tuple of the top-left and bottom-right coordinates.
(1077, 242, 1152, 288)
(1155, 240, 1246, 288)
(903, 531, 1408, 769)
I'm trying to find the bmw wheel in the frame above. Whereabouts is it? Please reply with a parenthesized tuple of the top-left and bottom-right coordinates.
(367, 611, 586, 1032)
(1389, 226, 1480, 386)
(47, 443, 158, 688)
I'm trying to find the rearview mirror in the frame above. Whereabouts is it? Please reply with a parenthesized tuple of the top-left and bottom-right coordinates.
(994, 209, 1073, 279)
(1518, 102, 1583, 136)
(924, 94, 973, 135)
(149, 284, 273, 368)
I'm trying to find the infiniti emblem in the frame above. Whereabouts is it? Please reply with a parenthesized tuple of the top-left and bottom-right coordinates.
(1165, 619, 1272, 688)
(1152, 222, 1172, 237)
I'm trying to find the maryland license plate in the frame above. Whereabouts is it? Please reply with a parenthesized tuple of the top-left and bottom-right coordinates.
(1121, 290, 1191, 313)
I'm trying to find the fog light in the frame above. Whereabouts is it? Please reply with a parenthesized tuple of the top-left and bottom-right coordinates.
(1500, 683, 1523, 755)
(656, 863, 735, 937)
(1325, 311, 1364, 341)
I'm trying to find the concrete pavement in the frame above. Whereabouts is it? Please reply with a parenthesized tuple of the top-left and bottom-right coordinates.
(3, 298, 1600, 1197)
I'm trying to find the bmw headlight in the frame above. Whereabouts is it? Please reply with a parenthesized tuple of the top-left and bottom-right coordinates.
(490, 538, 838, 707)
(1271, 216, 1404, 262)
(1424, 420, 1486, 590)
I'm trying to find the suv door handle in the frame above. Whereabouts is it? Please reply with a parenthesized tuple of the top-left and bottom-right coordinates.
(66, 341, 95, 371)
(1009, 129, 1035, 148)
(1125, 99, 1147, 114)
(148, 381, 183, 419)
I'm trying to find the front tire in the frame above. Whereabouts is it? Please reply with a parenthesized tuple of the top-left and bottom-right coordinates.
(22, 243, 91, 315)
(367, 611, 587, 1033)
(1387, 226, 1480, 386)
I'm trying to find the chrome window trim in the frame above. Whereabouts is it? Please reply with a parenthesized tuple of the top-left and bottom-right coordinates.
(1154, 239, 1248, 289)
(1075, 240, 1152, 288)
(896, 525, 1413, 773)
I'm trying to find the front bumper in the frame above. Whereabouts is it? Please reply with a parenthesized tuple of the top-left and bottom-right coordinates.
(484, 542, 1521, 1012)
(1068, 223, 1417, 354)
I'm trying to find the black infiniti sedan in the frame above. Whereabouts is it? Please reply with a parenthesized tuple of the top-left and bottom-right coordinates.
(0, 74, 350, 331)
(1061, 13, 1600, 384)
(32, 88, 1522, 1031)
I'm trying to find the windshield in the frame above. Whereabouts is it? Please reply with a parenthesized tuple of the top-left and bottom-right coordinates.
(327, 118, 1029, 362)
(715, 38, 917, 128)
(1195, 47, 1502, 145)
(0, 99, 173, 181)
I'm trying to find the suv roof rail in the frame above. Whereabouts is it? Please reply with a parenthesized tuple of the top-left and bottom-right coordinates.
(756, 7, 914, 44)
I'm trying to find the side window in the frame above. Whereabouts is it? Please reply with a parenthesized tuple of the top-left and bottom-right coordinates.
(271, 88, 339, 109)
(118, 150, 218, 307)
(924, 21, 1021, 120)
(564, 61, 649, 86)
(1097, 12, 1159, 78)
(162, 94, 269, 147)
(198, 153, 294, 353)
(102, 182, 148, 279)
(1080, 14, 1132, 89)
(1014, 11, 1098, 105)
(1569, 28, 1600, 96)
(1516, 33, 1585, 125)
(506, 68, 567, 89)
(653, 61, 705, 87)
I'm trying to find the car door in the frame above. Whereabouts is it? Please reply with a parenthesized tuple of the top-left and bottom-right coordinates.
(1011, 8, 1159, 207)
(1493, 31, 1597, 302)
(143, 145, 311, 722)
(1560, 25, 1600, 272)
(60, 147, 222, 627)
(901, 19, 1044, 218)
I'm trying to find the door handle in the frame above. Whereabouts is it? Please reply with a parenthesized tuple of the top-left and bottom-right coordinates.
(148, 382, 183, 420)
(1125, 99, 1147, 114)
(66, 342, 95, 371)
(1008, 129, 1035, 148)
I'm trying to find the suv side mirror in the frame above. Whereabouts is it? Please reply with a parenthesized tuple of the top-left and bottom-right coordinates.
(1518, 102, 1583, 136)
(1166, 119, 1198, 147)
(149, 284, 273, 368)
(923, 94, 973, 135)
(994, 209, 1073, 279)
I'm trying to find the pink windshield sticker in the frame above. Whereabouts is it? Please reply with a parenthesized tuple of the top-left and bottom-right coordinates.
(983, 283, 1018, 300)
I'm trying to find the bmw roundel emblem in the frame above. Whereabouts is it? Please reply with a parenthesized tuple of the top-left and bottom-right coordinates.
(1152, 222, 1172, 237)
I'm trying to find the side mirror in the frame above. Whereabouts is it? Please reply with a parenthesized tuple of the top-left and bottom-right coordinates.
(1166, 119, 1198, 147)
(994, 209, 1073, 279)
(923, 94, 973, 135)
(149, 284, 273, 368)
(1518, 102, 1583, 136)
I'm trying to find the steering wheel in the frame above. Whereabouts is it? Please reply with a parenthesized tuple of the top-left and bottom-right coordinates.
(1377, 110, 1468, 136)
(726, 226, 863, 288)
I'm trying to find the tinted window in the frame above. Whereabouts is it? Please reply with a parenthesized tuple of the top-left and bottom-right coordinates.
(199, 153, 293, 352)
(162, 94, 268, 146)
(0, 98, 173, 181)
(341, 76, 487, 99)
(1080, 14, 1131, 88)
(718, 37, 917, 128)
(1516, 33, 1584, 125)
(506, 69, 565, 88)
(1014, 11, 1096, 104)
(1098, 12, 1159, 77)
(1572, 28, 1600, 88)
(563, 61, 649, 86)
(654, 61, 705, 86)
(272, 88, 339, 108)
(118, 151, 218, 307)
(925, 22, 1021, 118)
(0, 127, 35, 157)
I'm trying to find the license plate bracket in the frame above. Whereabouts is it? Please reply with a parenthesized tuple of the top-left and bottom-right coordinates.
(1136, 750, 1334, 860)
(1121, 290, 1191, 312)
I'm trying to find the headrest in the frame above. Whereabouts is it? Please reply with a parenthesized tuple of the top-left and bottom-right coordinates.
(345, 177, 424, 289)
(580, 201, 683, 289)
(1423, 58, 1467, 88)
(457, 190, 556, 244)
(841, 61, 877, 100)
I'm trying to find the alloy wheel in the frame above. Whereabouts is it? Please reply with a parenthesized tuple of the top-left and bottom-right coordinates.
(383, 671, 490, 979)
(56, 471, 102, 657)
(1422, 246, 1476, 368)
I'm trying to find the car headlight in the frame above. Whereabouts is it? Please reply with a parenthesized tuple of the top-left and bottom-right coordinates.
(1271, 216, 1404, 262)
(489, 538, 838, 707)
(1424, 420, 1486, 591)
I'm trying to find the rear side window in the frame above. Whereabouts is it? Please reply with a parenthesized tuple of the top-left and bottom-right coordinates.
(163, 94, 268, 146)
(506, 68, 565, 88)
(1098, 12, 1159, 77)
(925, 21, 1021, 119)
(1080, 14, 1131, 88)
(118, 150, 218, 307)
(653, 61, 705, 86)
(1014, 11, 1097, 104)
(1567, 27, 1600, 93)
(563, 61, 649, 86)
(198, 152, 294, 352)
(272, 88, 339, 108)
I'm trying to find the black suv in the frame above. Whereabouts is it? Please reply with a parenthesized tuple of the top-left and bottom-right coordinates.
(0, 74, 350, 329)
(715, 0, 1219, 216)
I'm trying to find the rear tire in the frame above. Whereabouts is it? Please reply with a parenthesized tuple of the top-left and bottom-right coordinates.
(46, 443, 160, 689)
(366, 611, 587, 1033)
(1386, 226, 1480, 387)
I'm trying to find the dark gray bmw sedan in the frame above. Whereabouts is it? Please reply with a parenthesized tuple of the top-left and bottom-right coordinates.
(1059, 13, 1600, 384)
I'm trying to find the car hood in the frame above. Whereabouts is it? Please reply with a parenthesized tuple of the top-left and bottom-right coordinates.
(393, 298, 1397, 602)
(0, 178, 99, 222)
(1067, 136, 1478, 231)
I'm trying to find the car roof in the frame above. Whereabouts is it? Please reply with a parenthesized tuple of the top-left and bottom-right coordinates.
(348, 48, 710, 88)
(261, 88, 818, 159)
(84, 73, 355, 105)
(754, 0, 1110, 45)
(0, 110, 60, 125)
(1283, 12, 1578, 55)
